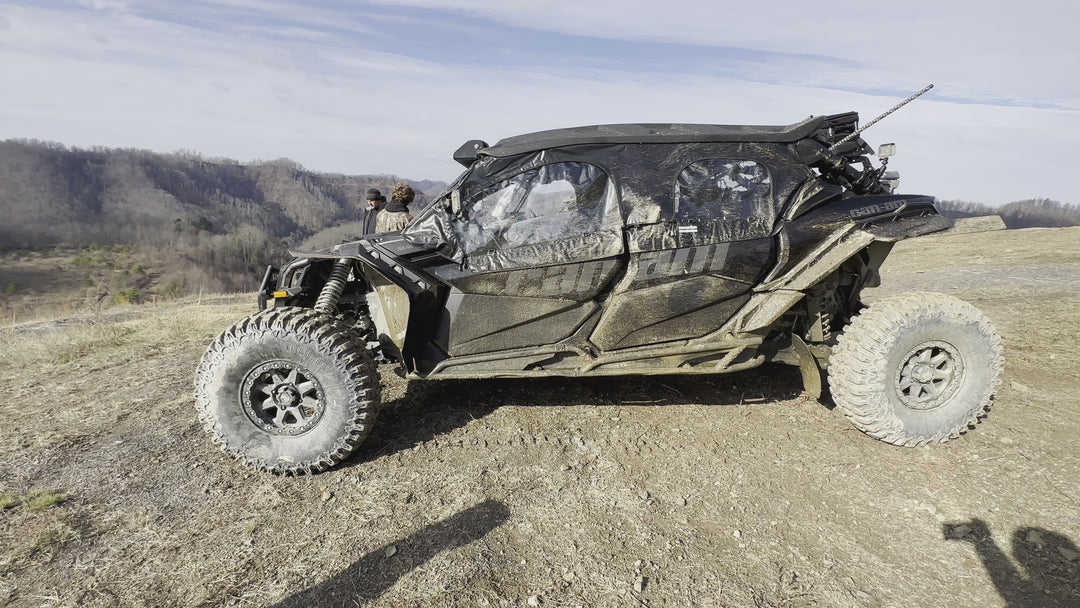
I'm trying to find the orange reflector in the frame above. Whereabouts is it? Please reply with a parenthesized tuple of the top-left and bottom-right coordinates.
(272, 291, 288, 298)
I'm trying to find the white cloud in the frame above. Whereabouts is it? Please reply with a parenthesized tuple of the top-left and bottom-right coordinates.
(0, 1, 1076, 205)
(73, 0, 128, 10)
(368, 0, 1080, 109)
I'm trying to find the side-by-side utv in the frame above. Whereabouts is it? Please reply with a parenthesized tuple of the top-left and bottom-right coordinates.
(195, 107, 1003, 474)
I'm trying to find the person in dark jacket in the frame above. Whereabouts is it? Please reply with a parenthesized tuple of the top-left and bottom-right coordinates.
(360, 187, 384, 235)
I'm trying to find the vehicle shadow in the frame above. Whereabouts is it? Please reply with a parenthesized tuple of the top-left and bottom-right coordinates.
(269, 499, 510, 607)
(943, 519, 1080, 607)
(349, 363, 805, 466)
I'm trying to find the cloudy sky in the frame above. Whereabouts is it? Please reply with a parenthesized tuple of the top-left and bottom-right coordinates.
(1, 0, 1077, 205)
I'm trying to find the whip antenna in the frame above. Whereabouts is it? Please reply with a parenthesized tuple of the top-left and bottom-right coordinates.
(829, 83, 934, 151)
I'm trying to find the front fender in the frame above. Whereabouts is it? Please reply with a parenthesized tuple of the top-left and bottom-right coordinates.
(277, 240, 418, 365)
(364, 268, 410, 361)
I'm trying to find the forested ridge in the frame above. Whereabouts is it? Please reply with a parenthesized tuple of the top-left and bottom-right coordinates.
(0, 139, 443, 299)
(936, 198, 1080, 229)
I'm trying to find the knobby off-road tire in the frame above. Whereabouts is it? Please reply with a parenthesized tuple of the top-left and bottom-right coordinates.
(194, 307, 380, 474)
(828, 292, 1003, 447)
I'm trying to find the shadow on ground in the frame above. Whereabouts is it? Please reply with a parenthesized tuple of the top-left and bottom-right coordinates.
(270, 499, 510, 607)
(944, 519, 1080, 607)
(350, 364, 806, 466)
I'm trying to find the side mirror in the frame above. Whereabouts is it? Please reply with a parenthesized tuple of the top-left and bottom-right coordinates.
(453, 139, 488, 167)
(877, 143, 896, 159)
(881, 170, 900, 193)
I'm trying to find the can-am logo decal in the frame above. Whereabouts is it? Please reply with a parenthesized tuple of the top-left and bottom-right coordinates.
(849, 199, 906, 219)
(503, 259, 618, 298)
(634, 243, 731, 281)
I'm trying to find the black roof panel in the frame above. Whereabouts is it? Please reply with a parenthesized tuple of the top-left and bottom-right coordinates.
(483, 115, 827, 158)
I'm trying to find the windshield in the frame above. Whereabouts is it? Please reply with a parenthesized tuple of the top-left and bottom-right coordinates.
(401, 161, 618, 264)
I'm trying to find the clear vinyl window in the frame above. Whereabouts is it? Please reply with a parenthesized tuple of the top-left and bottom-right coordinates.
(456, 162, 617, 256)
(674, 159, 775, 239)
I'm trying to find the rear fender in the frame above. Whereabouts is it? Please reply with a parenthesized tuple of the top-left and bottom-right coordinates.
(720, 197, 947, 337)
(766, 194, 949, 284)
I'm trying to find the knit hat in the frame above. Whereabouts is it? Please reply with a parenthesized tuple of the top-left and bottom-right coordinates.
(364, 187, 384, 201)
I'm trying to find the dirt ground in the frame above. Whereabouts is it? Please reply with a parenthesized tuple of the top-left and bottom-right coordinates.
(1, 227, 1078, 607)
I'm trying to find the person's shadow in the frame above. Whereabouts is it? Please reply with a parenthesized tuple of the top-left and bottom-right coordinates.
(943, 519, 1080, 607)
(270, 499, 510, 607)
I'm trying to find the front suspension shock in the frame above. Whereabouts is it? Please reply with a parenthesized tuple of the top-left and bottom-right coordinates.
(314, 258, 352, 314)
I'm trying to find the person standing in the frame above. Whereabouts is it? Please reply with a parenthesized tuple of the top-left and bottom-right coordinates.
(376, 183, 414, 232)
(360, 187, 384, 235)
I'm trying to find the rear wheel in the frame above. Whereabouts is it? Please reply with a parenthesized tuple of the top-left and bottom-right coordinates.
(828, 292, 1003, 446)
(195, 307, 380, 474)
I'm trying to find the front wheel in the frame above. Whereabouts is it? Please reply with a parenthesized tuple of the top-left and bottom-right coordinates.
(828, 292, 1003, 446)
(194, 307, 380, 474)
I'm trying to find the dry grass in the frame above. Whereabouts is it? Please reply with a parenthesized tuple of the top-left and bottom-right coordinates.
(1, 294, 249, 367)
(27, 492, 65, 513)
(0, 494, 18, 511)
(0, 487, 78, 577)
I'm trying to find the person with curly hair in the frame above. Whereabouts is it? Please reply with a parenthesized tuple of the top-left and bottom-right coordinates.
(377, 182, 414, 232)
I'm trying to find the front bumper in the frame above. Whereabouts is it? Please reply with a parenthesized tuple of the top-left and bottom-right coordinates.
(256, 265, 279, 311)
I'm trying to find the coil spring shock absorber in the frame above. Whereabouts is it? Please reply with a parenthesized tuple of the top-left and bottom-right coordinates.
(314, 258, 352, 314)
(804, 286, 837, 343)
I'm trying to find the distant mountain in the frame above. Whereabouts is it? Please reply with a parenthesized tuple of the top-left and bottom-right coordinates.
(0, 139, 439, 250)
(0, 139, 445, 294)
